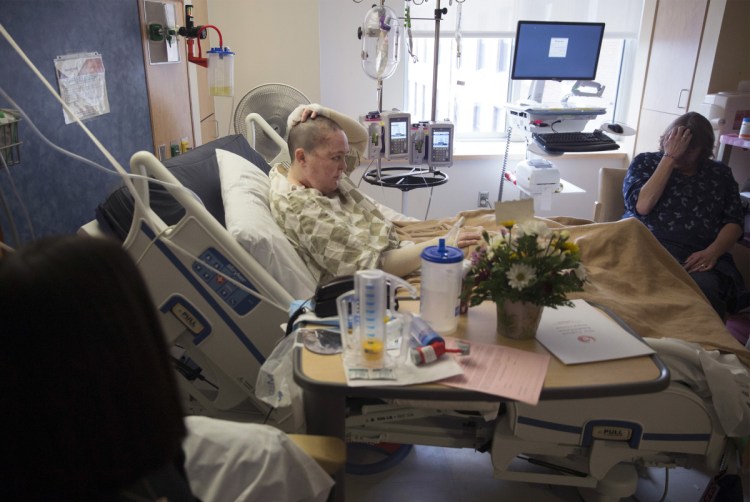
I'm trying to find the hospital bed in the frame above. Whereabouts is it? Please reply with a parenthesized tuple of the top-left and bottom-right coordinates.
(85, 133, 748, 500)
(86, 134, 302, 427)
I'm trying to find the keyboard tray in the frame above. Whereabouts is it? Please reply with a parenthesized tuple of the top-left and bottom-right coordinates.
(533, 131, 620, 153)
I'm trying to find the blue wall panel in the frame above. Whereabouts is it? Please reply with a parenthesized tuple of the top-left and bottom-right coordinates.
(0, 0, 153, 247)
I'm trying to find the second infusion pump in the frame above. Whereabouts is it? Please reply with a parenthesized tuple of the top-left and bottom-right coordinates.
(426, 122, 454, 168)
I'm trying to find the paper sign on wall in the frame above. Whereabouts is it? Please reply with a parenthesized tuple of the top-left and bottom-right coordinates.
(54, 52, 110, 124)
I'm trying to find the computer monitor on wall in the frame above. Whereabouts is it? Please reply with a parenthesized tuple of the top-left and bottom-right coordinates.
(511, 20, 605, 103)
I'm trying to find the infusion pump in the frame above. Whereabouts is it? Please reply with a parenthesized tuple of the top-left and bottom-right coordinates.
(360, 111, 454, 168)
(426, 122, 454, 168)
(360, 111, 411, 161)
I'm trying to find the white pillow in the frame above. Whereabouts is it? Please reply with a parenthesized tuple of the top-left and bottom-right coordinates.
(216, 149, 316, 300)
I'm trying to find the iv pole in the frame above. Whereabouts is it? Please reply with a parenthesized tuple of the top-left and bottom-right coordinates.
(429, 0, 447, 122)
(361, 0, 451, 214)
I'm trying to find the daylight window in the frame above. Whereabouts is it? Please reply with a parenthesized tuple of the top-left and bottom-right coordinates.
(403, 0, 642, 142)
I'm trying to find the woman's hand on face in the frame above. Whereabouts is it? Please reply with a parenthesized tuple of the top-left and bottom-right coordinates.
(663, 126, 692, 160)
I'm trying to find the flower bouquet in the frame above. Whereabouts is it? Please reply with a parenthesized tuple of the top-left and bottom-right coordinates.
(461, 219, 587, 339)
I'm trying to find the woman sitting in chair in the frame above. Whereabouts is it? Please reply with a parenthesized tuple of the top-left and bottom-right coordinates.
(0, 235, 333, 501)
(623, 111, 749, 319)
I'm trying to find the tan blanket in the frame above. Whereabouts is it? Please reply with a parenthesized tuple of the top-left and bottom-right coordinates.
(393, 209, 750, 367)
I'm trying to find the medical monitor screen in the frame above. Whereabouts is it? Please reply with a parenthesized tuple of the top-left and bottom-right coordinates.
(390, 118, 407, 140)
(511, 21, 605, 81)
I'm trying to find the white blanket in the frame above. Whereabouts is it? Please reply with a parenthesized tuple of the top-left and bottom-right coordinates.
(646, 337, 750, 437)
(182, 416, 334, 502)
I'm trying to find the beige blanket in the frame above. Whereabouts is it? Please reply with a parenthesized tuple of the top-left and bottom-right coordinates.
(394, 209, 750, 367)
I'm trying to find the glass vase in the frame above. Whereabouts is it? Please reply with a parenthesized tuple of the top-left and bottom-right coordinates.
(496, 300, 544, 340)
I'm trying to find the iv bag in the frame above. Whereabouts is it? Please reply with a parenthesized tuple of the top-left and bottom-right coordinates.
(360, 5, 400, 81)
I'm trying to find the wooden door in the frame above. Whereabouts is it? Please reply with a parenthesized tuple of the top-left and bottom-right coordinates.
(137, 0, 194, 159)
(635, 0, 708, 154)
(641, 0, 708, 114)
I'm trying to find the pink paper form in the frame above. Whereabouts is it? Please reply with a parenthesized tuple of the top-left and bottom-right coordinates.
(439, 338, 550, 405)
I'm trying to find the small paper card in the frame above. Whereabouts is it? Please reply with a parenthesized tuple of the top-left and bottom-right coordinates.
(494, 199, 534, 225)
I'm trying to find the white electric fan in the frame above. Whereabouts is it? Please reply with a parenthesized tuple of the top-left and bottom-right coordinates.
(232, 83, 310, 165)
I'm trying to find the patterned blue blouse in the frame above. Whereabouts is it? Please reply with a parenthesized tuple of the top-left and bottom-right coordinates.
(622, 152, 744, 256)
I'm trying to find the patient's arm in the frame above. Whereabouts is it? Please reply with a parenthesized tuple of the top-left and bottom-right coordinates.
(380, 228, 483, 277)
(366, 195, 420, 222)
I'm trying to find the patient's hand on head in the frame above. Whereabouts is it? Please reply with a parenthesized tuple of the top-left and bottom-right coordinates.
(295, 108, 318, 125)
(289, 104, 326, 127)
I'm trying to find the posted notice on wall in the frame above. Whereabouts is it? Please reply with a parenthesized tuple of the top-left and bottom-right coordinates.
(54, 52, 110, 124)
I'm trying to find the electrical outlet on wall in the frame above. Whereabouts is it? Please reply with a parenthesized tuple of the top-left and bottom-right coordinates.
(478, 191, 490, 208)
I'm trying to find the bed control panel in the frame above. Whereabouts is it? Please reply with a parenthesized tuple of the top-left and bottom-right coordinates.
(193, 247, 260, 315)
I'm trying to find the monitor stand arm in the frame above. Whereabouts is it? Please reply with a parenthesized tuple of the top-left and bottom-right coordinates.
(527, 80, 546, 104)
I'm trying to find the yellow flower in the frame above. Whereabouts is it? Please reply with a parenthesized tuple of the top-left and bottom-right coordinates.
(562, 242, 579, 253)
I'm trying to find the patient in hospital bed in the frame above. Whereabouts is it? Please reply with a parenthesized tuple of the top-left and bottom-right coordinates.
(0, 235, 333, 502)
(268, 103, 483, 283)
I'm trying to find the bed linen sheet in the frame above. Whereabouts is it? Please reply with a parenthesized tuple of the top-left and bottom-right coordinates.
(392, 210, 749, 367)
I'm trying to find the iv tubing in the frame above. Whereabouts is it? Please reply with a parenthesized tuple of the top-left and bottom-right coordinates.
(0, 23, 287, 313)
(2, 88, 285, 310)
(193, 24, 223, 60)
(0, 22, 143, 219)
(430, 0, 442, 122)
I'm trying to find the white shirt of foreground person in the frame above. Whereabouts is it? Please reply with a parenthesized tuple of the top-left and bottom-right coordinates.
(182, 416, 334, 502)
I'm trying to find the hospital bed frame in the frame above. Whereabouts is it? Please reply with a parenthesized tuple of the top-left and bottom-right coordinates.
(119, 147, 294, 426)
(87, 133, 739, 500)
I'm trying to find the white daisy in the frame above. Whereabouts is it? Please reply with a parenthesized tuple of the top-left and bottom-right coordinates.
(506, 263, 536, 290)
(574, 263, 587, 281)
(517, 220, 550, 239)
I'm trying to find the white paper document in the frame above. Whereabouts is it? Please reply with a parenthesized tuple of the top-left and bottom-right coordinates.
(535, 299, 655, 365)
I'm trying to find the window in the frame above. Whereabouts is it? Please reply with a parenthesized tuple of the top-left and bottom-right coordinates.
(403, 0, 643, 142)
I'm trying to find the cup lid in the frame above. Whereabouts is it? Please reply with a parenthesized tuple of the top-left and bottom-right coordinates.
(207, 47, 235, 55)
(421, 238, 463, 264)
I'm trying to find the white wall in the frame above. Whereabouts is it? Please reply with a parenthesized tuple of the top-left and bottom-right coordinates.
(205, 0, 322, 137)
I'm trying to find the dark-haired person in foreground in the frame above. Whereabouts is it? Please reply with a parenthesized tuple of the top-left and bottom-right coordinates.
(0, 235, 333, 501)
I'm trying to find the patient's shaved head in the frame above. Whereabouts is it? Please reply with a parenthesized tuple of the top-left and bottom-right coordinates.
(288, 115, 343, 160)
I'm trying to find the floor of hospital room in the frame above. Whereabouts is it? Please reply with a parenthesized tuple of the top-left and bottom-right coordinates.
(344, 444, 750, 501)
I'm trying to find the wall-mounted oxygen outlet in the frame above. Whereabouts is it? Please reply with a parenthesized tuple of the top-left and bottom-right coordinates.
(478, 191, 490, 208)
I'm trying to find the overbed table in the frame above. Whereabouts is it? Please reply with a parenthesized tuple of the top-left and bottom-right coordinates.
(294, 299, 669, 437)
(292, 300, 670, 500)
